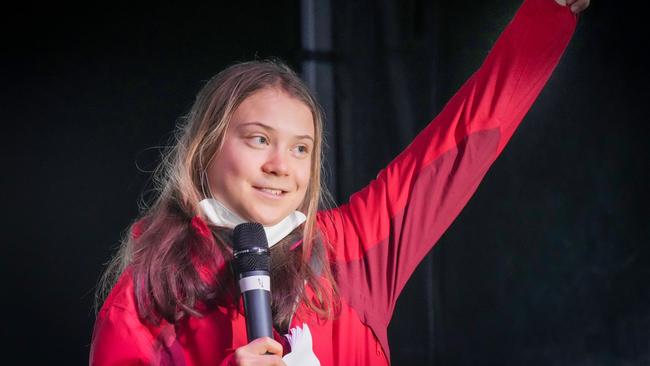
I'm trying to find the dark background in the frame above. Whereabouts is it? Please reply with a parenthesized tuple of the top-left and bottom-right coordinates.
(2, 0, 648, 365)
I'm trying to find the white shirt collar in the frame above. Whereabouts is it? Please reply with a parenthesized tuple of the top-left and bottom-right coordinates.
(198, 198, 306, 248)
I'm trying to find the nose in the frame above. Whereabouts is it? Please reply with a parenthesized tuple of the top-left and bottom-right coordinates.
(261, 147, 290, 176)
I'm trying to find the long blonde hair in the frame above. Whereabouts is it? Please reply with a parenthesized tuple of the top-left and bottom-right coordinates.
(97, 59, 338, 328)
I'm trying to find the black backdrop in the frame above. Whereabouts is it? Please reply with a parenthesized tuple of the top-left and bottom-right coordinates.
(2, 1, 648, 365)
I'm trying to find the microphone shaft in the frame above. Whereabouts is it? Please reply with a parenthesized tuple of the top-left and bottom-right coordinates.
(238, 270, 273, 341)
(242, 288, 273, 341)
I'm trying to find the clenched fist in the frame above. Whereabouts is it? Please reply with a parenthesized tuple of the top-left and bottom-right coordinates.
(554, 0, 590, 14)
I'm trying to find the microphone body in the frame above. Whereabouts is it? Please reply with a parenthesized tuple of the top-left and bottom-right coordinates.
(239, 270, 273, 341)
(232, 223, 273, 342)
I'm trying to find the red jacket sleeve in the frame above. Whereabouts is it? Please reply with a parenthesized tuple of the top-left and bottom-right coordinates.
(89, 305, 155, 366)
(89, 270, 239, 366)
(89, 271, 156, 366)
(317, 0, 577, 355)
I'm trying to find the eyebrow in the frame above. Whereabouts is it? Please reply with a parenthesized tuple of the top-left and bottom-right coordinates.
(238, 122, 314, 142)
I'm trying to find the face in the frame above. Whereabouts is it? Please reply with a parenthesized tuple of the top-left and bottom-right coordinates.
(207, 88, 315, 226)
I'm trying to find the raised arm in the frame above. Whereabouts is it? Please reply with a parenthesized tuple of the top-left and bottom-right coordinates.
(317, 0, 578, 353)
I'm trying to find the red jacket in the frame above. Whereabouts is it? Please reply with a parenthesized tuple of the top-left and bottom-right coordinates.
(90, 1, 577, 364)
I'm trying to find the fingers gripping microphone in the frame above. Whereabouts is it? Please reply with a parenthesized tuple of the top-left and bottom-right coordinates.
(232, 223, 273, 342)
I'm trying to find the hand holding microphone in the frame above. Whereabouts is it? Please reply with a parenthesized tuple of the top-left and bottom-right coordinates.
(232, 223, 286, 365)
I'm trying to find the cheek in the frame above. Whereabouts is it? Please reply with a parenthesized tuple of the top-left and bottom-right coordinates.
(296, 162, 312, 192)
(213, 142, 256, 177)
(208, 148, 244, 192)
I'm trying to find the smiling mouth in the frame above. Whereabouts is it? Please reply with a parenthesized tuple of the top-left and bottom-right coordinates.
(253, 186, 287, 196)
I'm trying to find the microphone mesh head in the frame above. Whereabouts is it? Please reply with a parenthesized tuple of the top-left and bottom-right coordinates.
(232, 223, 270, 274)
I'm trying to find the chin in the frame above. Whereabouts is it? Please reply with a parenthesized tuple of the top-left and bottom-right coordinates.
(258, 217, 286, 227)
(246, 211, 286, 227)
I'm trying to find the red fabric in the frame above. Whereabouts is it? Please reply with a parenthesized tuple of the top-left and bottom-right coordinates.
(90, 1, 576, 364)
(131, 220, 145, 240)
(190, 216, 212, 239)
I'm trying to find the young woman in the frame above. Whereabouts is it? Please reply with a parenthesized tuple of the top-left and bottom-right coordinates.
(90, 0, 589, 365)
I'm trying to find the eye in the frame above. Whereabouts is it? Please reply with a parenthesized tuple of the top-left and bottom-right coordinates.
(249, 135, 269, 146)
(292, 144, 310, 157)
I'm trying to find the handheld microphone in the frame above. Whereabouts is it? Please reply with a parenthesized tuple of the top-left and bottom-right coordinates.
(232, 223, 273, 342)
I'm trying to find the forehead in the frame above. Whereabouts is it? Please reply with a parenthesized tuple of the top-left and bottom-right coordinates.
(230, 88, 315, 137)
